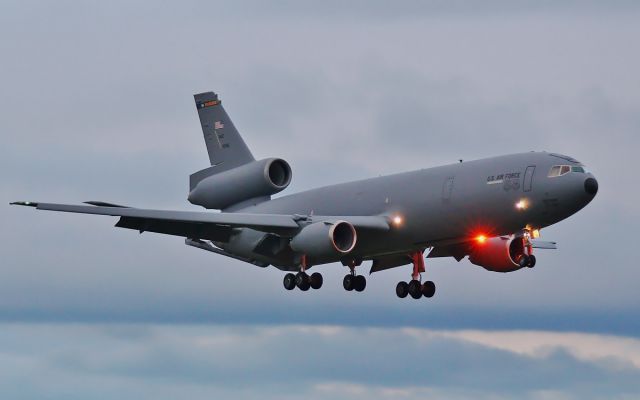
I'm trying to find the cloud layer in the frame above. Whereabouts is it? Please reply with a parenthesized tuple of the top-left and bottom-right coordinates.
(1, 324, 638, 400)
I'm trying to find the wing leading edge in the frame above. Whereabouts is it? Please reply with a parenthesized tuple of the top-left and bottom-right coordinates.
(10, 202, 390, 240)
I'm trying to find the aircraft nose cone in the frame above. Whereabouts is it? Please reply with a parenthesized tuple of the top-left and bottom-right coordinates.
(584, 177, 598, 196)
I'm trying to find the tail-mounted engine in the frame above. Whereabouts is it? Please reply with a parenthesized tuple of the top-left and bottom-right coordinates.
(188, 158, 292, 210)
(468, 236, 529, 272)
(290, 221, 357, 262)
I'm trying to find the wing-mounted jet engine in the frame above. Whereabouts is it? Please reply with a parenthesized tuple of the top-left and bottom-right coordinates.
(290, 220, 357, 261)
(468, 236, 533, 272)
(467, 232, 557, 272)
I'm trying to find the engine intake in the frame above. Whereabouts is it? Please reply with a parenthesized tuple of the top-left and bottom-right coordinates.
(468, 236, 525, 273)
(290, 221, 357, 260)
(188, 158, 292, 209)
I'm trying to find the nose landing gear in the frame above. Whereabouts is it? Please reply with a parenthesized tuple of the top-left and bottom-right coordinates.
(396, 250, 436, 300)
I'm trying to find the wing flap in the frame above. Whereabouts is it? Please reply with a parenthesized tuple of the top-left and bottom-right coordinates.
(115, 217, 232, 242)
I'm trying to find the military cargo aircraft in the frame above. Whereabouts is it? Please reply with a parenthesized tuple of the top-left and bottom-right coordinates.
(12, 91, 598, 299)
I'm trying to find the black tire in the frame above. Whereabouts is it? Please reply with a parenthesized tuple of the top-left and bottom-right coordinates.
(310, 272, 323, 289)
(408, 280, 422, 299)
(396, 281, 409, 298)
(283, 273, 296, 290)
(421, 281, 436, 298)
(343, 274, 355, 291)
(528, 254, 536, 268)
(354, 275, 367, 292)
(518, 254, 530, 268)
(296, 272, 310, 291)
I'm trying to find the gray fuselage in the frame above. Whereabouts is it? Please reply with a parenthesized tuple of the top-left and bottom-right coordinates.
(221, 151, 597, 269)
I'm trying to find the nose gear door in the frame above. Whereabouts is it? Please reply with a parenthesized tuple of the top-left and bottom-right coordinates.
(523, 166, 535, 192)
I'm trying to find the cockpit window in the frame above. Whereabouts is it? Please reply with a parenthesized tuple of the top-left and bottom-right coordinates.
(548, 165, 587, 177)
(548, 165, 571, 177)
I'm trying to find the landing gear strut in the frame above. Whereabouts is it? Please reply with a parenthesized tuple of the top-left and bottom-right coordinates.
(283, 254, 323, 291)
(396, 250, 436, 300)
(342, 258, 366, 292)
(520, 229, 537, 269)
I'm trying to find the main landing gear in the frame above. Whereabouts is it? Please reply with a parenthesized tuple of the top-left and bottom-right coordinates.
(396, 251, 436, 300)
(283, 255, 323, 291)
(342, 259, 366, 293)
(283, 271, 323, 291)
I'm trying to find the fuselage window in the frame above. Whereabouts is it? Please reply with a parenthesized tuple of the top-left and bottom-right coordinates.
(571, 166, 585, 173)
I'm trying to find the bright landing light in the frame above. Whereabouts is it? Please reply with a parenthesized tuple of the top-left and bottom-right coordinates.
(476, 234, 487, 244)
(515, 199, 529, 210)
(392, 215, 403, 226)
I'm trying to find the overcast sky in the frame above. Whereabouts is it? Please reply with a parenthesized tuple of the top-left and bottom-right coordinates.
(1, 1, 639, 399)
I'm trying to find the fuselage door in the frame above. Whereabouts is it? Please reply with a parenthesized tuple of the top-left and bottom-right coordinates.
(523, 166, 535, 192)
(442, 176, 455, 201)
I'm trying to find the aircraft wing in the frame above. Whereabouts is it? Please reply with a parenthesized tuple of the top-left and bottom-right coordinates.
(10, 202, 390, 241)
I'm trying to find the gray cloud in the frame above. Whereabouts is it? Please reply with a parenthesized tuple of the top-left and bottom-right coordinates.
(1, 324, 639, 399)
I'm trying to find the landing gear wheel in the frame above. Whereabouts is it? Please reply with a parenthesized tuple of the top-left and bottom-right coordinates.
(343, 274, 355, 291)
(527, 255, 536, 268)
(354, 275, 366, 292)
(283, 273, 296, 290)
(421, 281, 436, 298)
(296, 272, 310, 291)
(310, 272, 323, 289)
(408, 280, 422, 299)
(518, 254, 531, 268)
(396, 281, 409, 298)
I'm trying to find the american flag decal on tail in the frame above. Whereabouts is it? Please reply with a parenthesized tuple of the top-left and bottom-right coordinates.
(214, 121, 224, 130)
(196, 99, 220, 109)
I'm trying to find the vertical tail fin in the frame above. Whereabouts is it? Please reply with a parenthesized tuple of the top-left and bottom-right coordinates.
(194, 92, 254, 170)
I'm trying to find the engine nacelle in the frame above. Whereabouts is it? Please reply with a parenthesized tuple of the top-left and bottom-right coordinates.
(188, 158, 292, 210)
(290, 221, 357, 261)
(468, 236, 526, 273)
